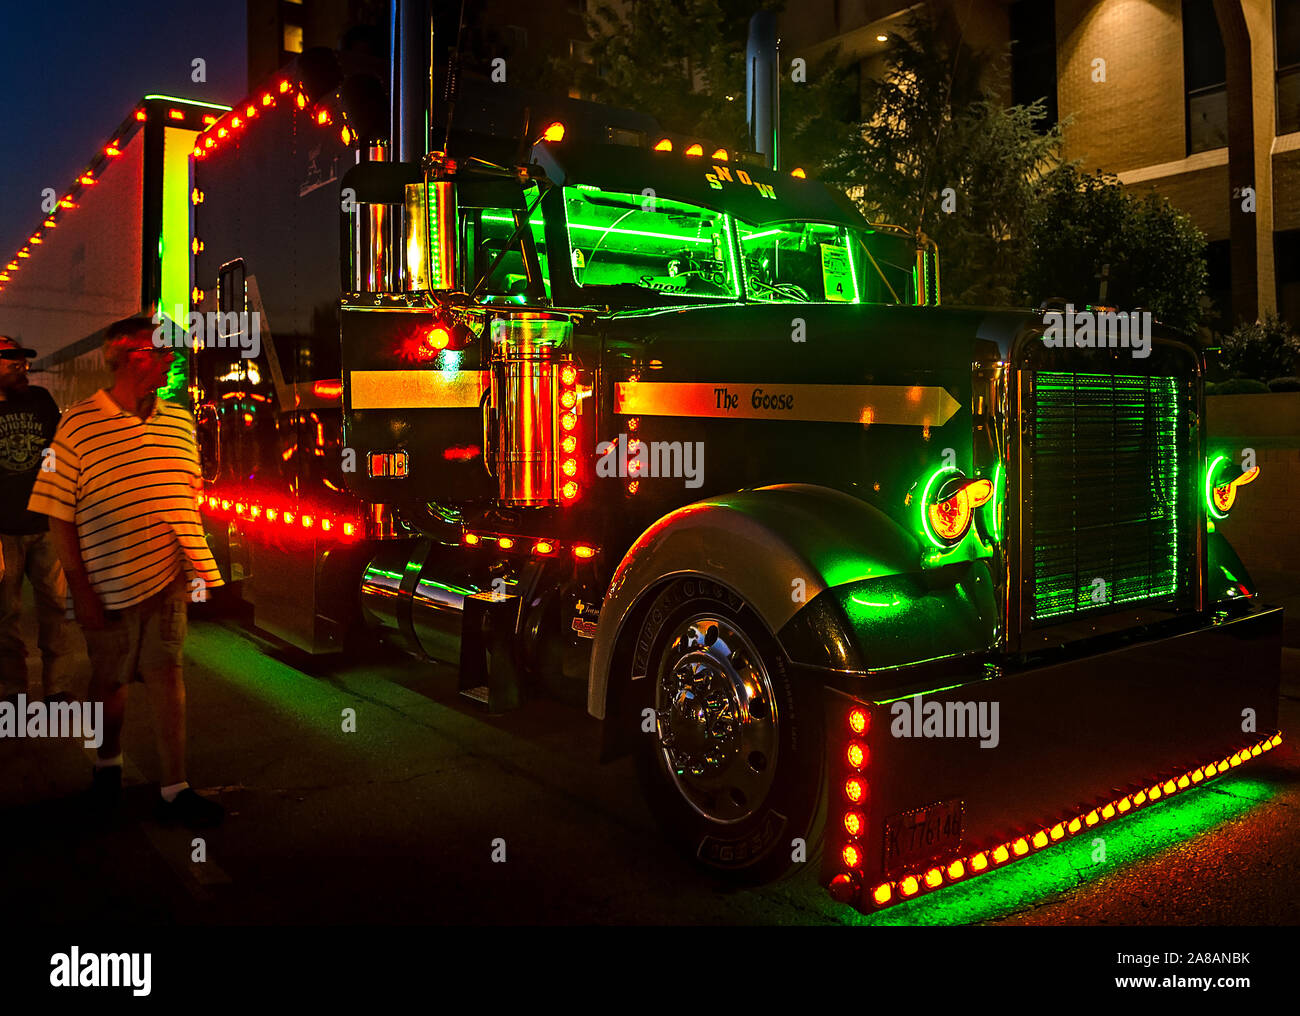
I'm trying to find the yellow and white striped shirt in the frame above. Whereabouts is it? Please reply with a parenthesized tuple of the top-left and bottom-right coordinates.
(27, 390, 223, 609)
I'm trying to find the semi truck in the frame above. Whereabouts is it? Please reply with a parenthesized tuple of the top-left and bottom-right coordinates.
(176, 4, 1282, 913)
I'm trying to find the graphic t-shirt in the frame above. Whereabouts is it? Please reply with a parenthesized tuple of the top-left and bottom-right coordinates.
(0, 385, 60, 534)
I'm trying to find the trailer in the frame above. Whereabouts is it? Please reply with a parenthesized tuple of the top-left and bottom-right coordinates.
(0, 95, 229, 408)
(182, 7, 1281, 913)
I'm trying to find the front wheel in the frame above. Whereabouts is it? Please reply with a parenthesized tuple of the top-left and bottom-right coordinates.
(634, 578, 825, 884)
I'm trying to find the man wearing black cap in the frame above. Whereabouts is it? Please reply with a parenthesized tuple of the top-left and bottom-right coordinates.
(0, 335, 77, 708)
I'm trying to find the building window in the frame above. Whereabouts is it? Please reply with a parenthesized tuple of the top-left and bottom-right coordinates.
(1009, 0, 1057, 130)
(1183, 0, 1228, 154)
(1279, 0, 1300, 134)
(284, 22, 304, 55)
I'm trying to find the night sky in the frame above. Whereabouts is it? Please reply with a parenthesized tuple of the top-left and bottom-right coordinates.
(0, 0, 247, 263)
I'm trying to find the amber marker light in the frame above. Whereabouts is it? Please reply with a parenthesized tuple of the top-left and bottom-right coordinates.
(684, 142, 703, 157)
(710, 148, 728, 161)
(1031, 830, 1048, 849)
(947, 859, 964, 880)
(541, 121, 566, 142)
(425, 325, 451, 351)
(790, 167, 807, 178)
(560, 365, 578, 385)
(899, 875, 920, 897)
(1012, 837, 1029, 857)
(1101, 803, 1116, 820)
(653, 138, 672, 152)
(970, 852, 988, 872)
(923, 868, 942, 889)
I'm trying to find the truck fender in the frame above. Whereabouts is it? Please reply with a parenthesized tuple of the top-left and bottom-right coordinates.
(589, 483, 990, 758)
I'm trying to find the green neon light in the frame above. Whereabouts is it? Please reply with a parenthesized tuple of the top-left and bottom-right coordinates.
(723, 212, 740, 299)
(143, 94, 232, 111)
(845, 777, 1272, 925)
(844, 227, 861, 304)
(849, 595, 902, 608)
(159, 125, 194, 403)
(1206, 454, 1230, 520)
(988, 461, 1004, 542)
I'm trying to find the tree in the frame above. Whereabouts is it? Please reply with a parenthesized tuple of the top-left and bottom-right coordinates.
(827, 8, 1065, 306)
(1019, 166, 1209, 335)
(553, 0, 854, 165)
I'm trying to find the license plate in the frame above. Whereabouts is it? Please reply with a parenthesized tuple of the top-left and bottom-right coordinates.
(884, 798, 964, 874)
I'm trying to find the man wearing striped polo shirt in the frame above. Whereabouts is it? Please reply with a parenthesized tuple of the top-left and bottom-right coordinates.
(29, 316, 225, 828)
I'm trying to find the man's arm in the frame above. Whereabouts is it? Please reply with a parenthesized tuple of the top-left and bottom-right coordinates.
(48, 517, 104, 629)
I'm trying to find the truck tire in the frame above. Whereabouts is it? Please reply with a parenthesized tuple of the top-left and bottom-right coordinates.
(634, 577, 825, 884)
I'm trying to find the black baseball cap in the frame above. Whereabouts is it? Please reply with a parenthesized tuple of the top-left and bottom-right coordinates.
(0, 336, 37, 359)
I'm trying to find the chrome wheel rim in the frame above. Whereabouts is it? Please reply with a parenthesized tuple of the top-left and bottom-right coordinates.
(653, 614, 779, 824)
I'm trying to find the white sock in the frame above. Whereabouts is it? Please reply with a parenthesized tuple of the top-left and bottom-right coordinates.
(160, 781, 189, 803)
(95, 754, 123, 769)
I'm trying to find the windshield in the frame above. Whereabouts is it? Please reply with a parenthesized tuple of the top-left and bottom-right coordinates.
(563, 187, 739, 300)
(737, 220, 919, 305)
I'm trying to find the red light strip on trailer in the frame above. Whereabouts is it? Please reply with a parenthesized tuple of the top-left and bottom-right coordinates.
(192, 76, 344, 161)
(462, 531, 598, 560)
(0, 99, 225, 295)
(832, 730, 1283, 909)
(201, 492, 362, 540)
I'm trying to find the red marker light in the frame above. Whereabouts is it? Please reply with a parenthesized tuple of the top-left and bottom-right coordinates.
(848, 708, 869, 734)
(168, 109, 185, 120)
(573, 545, 595, 559)
(311, 379, 343, 399)
(135, 110, 147, 121)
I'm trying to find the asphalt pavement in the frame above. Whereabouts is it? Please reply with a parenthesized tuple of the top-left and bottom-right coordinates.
(2, 581, 1297, 926)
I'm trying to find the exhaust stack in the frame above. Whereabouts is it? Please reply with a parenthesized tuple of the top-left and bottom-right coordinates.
(746, 11, 779, 171)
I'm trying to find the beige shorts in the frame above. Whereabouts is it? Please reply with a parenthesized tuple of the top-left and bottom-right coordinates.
(83, 576, 189, 687)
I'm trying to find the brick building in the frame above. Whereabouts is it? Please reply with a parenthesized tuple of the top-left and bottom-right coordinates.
(783, 0, 1300, 331)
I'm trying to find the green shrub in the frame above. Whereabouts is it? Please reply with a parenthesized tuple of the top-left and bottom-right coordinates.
(1218, 312, 1300, 382)
(1207, 378, 1270, 395)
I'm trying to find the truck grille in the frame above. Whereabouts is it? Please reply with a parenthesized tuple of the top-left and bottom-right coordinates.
(1027, 372, 1194, 626)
